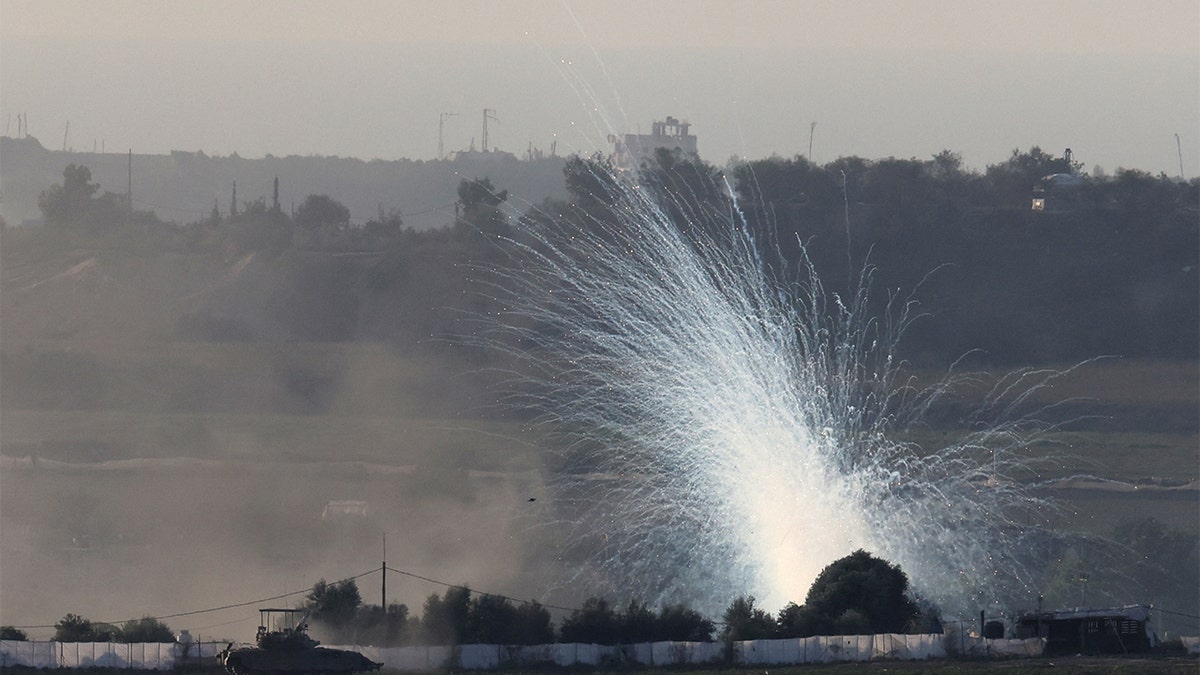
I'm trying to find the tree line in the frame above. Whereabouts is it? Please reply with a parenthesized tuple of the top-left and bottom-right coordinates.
(9, 146, 1198, 367)
(0, 551, 932, 647)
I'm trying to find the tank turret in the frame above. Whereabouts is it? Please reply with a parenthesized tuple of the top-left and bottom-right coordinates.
(219, 609, 381, 675)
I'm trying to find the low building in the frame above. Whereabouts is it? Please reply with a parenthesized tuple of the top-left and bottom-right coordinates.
(1031, 172, 1085, 212)
(1014, 605, 1155, 655)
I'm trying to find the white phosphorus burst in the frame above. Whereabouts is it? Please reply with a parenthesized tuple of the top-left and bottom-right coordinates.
(480, 158, 1073, 619)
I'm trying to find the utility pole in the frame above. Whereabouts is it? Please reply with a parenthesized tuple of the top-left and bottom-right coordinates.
(63, 120, 70, 151)
(482, 108, 497, 153)
(381, 533, 387, 609)
(438, 112, 457, 160)
(808, 121, 816, 160)
(1176, 133, 1185, 179)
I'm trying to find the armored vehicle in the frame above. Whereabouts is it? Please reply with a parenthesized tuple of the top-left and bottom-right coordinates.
(219, 608, 382, 675)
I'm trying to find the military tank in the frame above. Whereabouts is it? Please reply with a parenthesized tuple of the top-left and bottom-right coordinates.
(219, 608, 382, 675)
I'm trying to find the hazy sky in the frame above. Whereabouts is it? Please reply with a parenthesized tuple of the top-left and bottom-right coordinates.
(2, 0, 1198, 174)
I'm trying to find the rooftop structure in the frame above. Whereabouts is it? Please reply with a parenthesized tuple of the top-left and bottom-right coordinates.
(613, 116, 698, 168)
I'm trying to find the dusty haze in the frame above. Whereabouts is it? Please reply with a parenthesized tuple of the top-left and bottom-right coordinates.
(1, 0, 1198, 642)
(2, 0, 1197, 174)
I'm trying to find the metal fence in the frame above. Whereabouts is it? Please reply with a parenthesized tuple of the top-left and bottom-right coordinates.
(1, 633, 1054, 671)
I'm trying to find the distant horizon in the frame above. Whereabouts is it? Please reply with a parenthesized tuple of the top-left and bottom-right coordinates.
(3, 1, 1197, 178)
(3, 123, 1194, 180)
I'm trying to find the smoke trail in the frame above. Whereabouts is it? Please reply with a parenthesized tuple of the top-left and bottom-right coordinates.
(480, 156, 1070, 618)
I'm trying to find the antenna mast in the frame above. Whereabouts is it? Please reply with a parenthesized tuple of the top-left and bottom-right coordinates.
(482, 108, 498, 153)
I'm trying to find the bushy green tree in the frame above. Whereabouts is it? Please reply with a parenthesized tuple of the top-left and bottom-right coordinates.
(354, 602, 408, 647)
(305, 578, 362, 639)
(1, 626, 29, 640)
(120, 616, 174, 643)
(295, 194, 351, 231)
(801, 550, 919, 635)
(38, 164, 101, 227)
(559, 597, 620, 644)
(656, 603, 714, 642)
(465, 594, 517, 644)
(720, 596, 776, 641)
(615, 600, 655, 644)
(511, 601, 555, 645)
(53, 614, 117, 642)
(420, 586, 471, 645)
(456, 177, 509, 238)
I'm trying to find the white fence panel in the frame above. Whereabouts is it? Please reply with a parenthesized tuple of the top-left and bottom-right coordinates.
(376, 645, 429, 671)
(425, 645, 451, 669)
(771, 638, 802, 664)
(647, 640, 720, 665)
(1181, 636, 1200, 654)
(458, 643, 499, 670)
(574, 643, 605, 666)
(631, 641, 653, 665)
(0, 640, 57, 668)
(810, 634, 840, 663)
(872, 633, 908, 659)
(738, 638, 801, 665)
(57, 641, 124, 668)
(126, 642, 176, 670)
(683, 640, 723, 664)
(955, 635, 1044, 657)
(511, 642, 554, 667)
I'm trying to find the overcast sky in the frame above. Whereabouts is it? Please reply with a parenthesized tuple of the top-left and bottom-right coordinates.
(2, 0, 1198, 174)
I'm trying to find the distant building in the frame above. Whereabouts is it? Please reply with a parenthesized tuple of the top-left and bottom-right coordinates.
(613, 116, 698, 168)
(1031, 172, 1086, 212)
(1014, 605, 1155, 655)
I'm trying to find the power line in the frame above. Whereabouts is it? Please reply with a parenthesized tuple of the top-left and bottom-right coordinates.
(9, 568, 378, 630)
(383, 565, 578, 615)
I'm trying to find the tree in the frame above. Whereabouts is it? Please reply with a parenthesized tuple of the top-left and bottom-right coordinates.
(120, 616, 174, 643)
(457, 177, 508, 212)
(616, 600, 656, 644)
(455, 177, 510, 239)
(984, 146, 1079, 207)
(53, 613, 117, 642)
(419, 586, 470, 645)
(656, 604, 714, 642)
(511, 601, 554, 645)
(1, 626, 28, 640)
(305, 578, 362, 636)
(465, 594, 518, 644)
(38, 164, 101, 227)
(720, 596, 776, 642)
(353, 602, 408, 647)
(363, 204, 404, 246)
(559, 597, 620, 644)
(801, 550, 919, 635)
(295, 194, 351, 230)
(777, 602, 820, 638)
